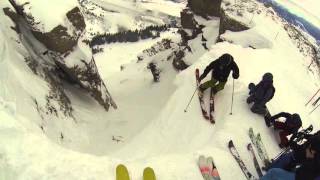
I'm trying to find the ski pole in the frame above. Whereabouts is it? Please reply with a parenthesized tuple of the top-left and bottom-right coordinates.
(305, 88, 320, 106)
(273, 147, 290, 161)
(312, 96, 320, 106)
(308, 59, 314, 69)
(309, 103, 320, 115)
(184, 86, 198, 112)
(230, 79, 235, 115)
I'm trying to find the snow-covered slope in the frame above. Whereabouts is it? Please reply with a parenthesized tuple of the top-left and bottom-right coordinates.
(0, 0, 320, 179)
(80, 0, 183, 38)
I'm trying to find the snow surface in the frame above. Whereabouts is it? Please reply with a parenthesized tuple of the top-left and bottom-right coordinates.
(220, 29, 273, 49)
(0, 0, 320, 179)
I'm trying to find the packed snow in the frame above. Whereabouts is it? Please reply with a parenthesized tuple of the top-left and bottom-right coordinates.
(0, 0, 320, 180)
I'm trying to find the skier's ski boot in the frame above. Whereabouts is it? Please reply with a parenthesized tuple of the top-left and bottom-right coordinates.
(264, 113, 272, 127)
(198, 86, 205, 97)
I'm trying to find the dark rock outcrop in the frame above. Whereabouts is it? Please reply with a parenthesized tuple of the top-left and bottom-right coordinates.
(67, 7, 86, 33)
(219, 9, 250, 35)
(30, 7, 85, 54)
(180, 8, 197, 29)
(6, 4, 85, 54)
(3, 7, 20, 32)
(32, 25, 77, 54)
(187, 0, 222, 17)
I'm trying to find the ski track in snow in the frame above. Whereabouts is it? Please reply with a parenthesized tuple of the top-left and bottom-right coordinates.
(0, 0, 320, 179)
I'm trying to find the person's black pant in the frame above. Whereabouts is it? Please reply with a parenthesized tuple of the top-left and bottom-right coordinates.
(247, 95, 268, 115)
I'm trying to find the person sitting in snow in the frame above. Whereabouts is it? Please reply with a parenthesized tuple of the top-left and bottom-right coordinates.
(262, 132, 320, 180)
(199, 53, 239, 95)
(246, 73, 275, 117)
(266, 112, 302, 148)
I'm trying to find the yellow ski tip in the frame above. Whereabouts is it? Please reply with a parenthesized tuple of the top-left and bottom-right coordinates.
(143, 167, 156, 180)
(116, 164, 130, 180)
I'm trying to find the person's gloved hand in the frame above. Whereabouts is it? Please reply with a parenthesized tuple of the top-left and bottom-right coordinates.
(232, 72, 239, 79)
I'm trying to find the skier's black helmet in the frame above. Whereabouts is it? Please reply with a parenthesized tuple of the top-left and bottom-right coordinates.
(220, 53, 233, 66)
(263, 73, 273, 82)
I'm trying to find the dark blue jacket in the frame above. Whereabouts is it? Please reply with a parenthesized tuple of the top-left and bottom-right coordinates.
(249, 79, 275, 104)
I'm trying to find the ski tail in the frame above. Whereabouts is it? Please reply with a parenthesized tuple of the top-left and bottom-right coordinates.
(199, 155, 221, 180)
(198, 155, 211, 180)
(210, 159, 221, 180)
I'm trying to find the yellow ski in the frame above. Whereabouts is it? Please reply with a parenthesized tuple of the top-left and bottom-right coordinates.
(116, 164, 130, 180)
(143, 167, 156, 180)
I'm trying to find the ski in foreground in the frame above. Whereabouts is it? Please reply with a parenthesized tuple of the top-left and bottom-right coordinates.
(228, 140, 258, 180)
(249, 127, 271, 167)
(198, 155, 221, 180)
(143, 167, 156, 180)
(116, 164, 130, 180)
(116, 165, 156, 180)
(247, 143, 263, 177)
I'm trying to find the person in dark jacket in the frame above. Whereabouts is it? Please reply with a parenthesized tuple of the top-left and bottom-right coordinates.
(147, 62, 160, 82)
(247, 73, 275, 117)
(261, 132, 320, 180)
(266, 112, 302, 148)
(199, 53, 239, 95)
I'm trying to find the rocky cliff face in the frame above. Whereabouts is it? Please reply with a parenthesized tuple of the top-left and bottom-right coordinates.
(180, 8, 197, 29)
(218, 0, 254, 35)
(186, 0, 251, 37)
(219, 8, 250, 35)
(30, 7, 84, 54)
(187, 0, 222, 17)
(4, 0, 117, 113)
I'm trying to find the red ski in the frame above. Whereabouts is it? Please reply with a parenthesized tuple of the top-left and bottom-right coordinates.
(209, 87, 215, 123)
(195, 69, 210, 121)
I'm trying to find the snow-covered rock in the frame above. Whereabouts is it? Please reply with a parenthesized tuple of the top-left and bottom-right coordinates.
(9, 0, 83, 54)
(220, 29, 273, 49)
(180, 8, 197, 29)
(219, 0, 256, 35)
(4, 0, 117, 111)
